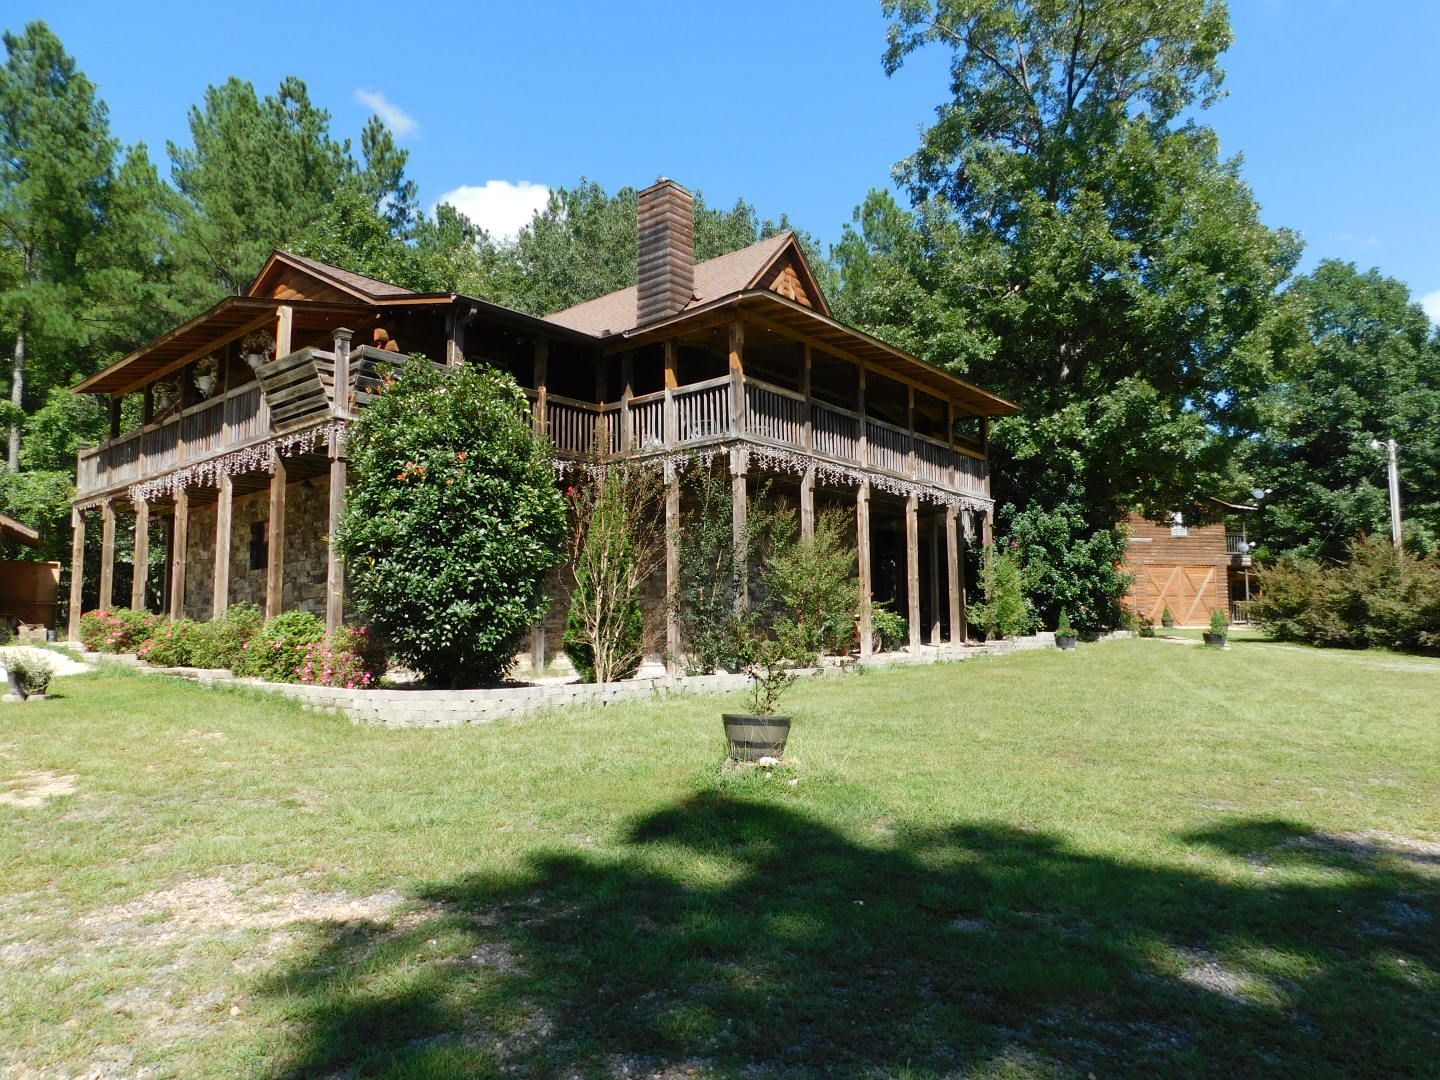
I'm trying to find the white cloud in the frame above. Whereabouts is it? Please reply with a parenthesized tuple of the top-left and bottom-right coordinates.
(1421, 289, 1440, 326)
(1334, 230, 1379, 249)
(434, 180, 551, 242)
(353, 89, 418, 138)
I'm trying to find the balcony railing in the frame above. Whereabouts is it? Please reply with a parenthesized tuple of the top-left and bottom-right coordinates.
(79, 361, 989, 502)
(530, 375, 988, 498)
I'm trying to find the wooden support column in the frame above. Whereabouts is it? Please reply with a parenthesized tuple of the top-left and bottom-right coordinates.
(98, 499, 116, 612)
(728, 321, 745, 436)
(212, 474, 233, 618)
(108, 398, 122, 440)
(131, 499, 150, 611)
(275, 304, 294, 360)
(620, 351, 634, 450)
(731, 446, 749, 611)
(445, 308, 466, 365)
(929, 513, 942, 645)
(534, 339, 549, 435)
(326, 432, 346, 635)
(800, 467, 815, 541)
(170, 489, 189, 620)
(857, 365, 869, 467)
(266, 455, 286, 619)
(906, 494, 921, 650)
(332, 328, 353, 419)
(665, 460, 681, 671)
(857, 483, 872, 657)
(946, 506, 965, 644)
(907, 386, 918, 479)
(662, 340, 678, 444)
(67, 507, 85, 641)
(982, 507, 994, 547)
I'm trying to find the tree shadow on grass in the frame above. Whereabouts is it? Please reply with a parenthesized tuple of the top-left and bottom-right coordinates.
(260, 795, 1439, 1078)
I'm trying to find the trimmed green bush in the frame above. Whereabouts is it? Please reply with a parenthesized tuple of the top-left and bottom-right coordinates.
(189, 603, 264, 670)
(870, 602, 908, 652)
(234, 611, 325, 683)
(339, 359, 567, 687)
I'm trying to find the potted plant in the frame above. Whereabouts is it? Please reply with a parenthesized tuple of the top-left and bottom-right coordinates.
(241, 329, 275, 369)
(152, 377, 179, 413)
(723, 633, 803, 762)
(1161, 606, 1175, 629)
(2, 651, 54, 701)
(194, 355, 219, 398)
(1054, 609, 1078, 650)
(1204, 609, 1229, 649)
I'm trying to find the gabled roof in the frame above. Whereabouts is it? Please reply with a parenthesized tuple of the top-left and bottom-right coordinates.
(543, 232, 829, 336)
(248, 251, 420, 303)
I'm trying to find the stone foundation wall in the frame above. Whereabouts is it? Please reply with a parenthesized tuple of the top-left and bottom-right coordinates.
(182, 474, 331, 621)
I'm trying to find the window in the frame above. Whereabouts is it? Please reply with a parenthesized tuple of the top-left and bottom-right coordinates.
(1169, 513, 1189, 538)
(250, 521, 269, 571)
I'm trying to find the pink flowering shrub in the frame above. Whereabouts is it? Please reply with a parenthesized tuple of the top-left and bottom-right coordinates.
(78, 608, 160, 653)
(137, 619, 205, 667)
(295, 627, 386, 689)
(232, 611, 325, 682)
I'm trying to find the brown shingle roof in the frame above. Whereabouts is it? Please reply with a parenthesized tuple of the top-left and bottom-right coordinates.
(542, 233, 794, 336)
(276, 251, 417, 299)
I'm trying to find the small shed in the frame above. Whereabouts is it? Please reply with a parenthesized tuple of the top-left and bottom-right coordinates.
(1, 514, 61, 633)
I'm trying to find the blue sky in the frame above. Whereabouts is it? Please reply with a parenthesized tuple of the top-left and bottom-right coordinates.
(13, 1, 1440, 317)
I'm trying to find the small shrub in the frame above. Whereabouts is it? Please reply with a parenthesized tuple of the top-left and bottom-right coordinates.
(1161, 606, 1174, 626)
(137, 619, 205, 667)
(869, 602, 908, 652)
(1057, 609, 1077, 636)
(1138, 615, 1157, 638)
(234, 611, 326, 683)
(189, 603, 264, 670)
(4, 650, 54, 696)
(296, 627, 387, 689)
(78, 609, 161, 653)
(1209, 609, 1230, 635)
(973, 542, 1034, 640)
(763, 509, 858, 663)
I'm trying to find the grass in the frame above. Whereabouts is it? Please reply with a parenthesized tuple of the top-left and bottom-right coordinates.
(1, 638, 1437, 1078)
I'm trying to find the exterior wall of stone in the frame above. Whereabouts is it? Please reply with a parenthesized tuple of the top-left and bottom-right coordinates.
(181, 473, 331, 620)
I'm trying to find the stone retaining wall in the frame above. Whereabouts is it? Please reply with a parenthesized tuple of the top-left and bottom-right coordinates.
(81, 631, 1126, 729)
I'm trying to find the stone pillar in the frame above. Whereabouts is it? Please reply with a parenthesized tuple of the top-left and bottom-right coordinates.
(266, 456, 287, 619)
(170, 489, 189, 619)
(213, 474, 233, 618)
(857, 482, 872, 658)
(326, 432, 347, 635)
(131, 499, 150, 612)
(67, 507, 85, 641)
(98, 499, 116, 611)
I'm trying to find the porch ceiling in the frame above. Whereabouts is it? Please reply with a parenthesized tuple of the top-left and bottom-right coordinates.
(73, 297, 372, 397)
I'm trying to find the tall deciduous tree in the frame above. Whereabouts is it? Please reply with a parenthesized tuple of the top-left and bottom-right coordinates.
(839, 0, 1300, 528)
(1243, 261, 1440, 560)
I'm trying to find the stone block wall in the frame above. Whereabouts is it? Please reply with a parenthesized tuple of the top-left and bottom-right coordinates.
(182, 473, 331, 620)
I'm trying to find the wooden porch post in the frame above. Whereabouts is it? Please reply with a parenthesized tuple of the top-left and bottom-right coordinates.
(266, 455, 286, 619)
(445, 308, 466, 365)
(857, 482, 872, 657)
(98, 499, 116, 612)
(212, 474, 232, 618)
(326, 432, 346, 635)
(620, 351, 634, 450)
(169, 489, 189, 619)
(929, 512, 942, 645)
(800, 345, 814, 541)
(663, 341, 681, 671)
(131, 499, 150, 612)
(946, 506, 965, 644)
(67, 507, 85, 641)
(275, 304, 294, 360)
(982, 507, 994, 547)
(332, 328, 353, 419)
(906, 494, 921, 650)
(533, 339, 549, 435)
(728, 321, 745, 436)
(665, 461, 681, 672)
(731, 446, 749, 612)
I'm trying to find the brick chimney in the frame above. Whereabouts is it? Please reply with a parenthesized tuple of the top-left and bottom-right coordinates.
(636, 178, 695, 325)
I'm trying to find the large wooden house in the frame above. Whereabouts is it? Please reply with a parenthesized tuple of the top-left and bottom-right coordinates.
(67, 179, 1016, 668)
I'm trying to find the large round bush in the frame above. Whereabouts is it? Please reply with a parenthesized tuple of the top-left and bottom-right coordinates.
(339, 359, 567, 686)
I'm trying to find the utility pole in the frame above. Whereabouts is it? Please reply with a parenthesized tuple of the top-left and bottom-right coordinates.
(1370, 438, 1402, 548)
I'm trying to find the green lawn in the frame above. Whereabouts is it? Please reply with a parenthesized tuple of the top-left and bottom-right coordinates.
(2, 639, 1437, 1078)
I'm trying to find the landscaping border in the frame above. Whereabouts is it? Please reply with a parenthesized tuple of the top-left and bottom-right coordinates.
(79, 632, 1128, 727)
